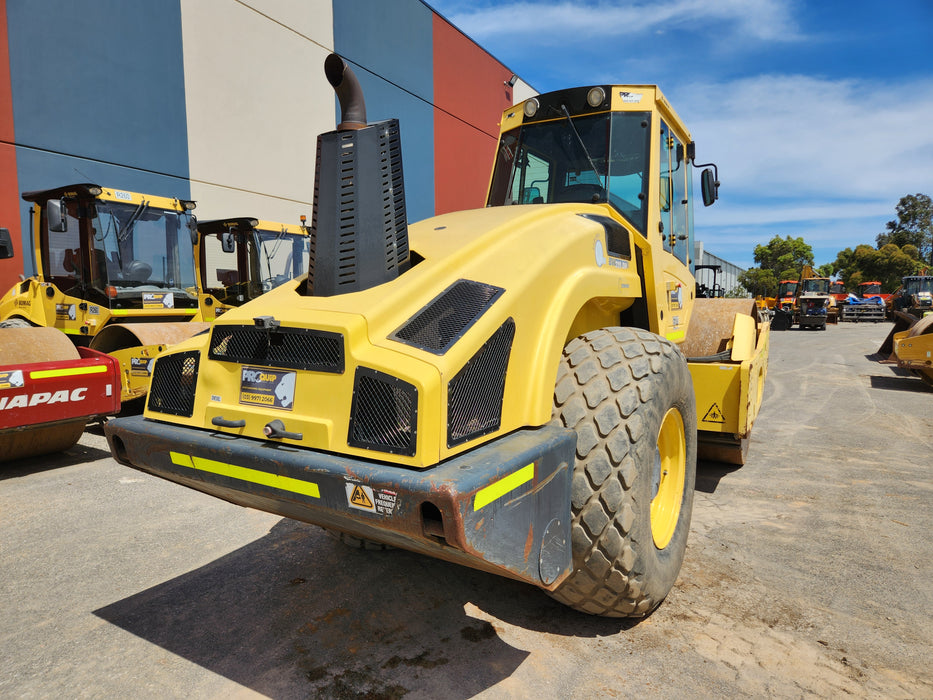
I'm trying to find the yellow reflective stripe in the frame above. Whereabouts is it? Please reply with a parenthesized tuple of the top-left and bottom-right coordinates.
(30, 365, 108, 379)
(474, 463, 534, 511)
(170, 451, 320, 499)
(666, 330, 685, 341)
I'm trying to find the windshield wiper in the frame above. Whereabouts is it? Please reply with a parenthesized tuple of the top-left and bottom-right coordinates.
(561, 104, 606, 200)
(117, 201, 149, 243)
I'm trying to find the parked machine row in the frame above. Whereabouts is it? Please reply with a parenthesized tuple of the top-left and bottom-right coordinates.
(0, 190, 310, 461)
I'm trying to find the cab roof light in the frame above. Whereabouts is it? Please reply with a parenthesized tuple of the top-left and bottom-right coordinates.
(523, 98, 539, 118)
(586, 87, 606, 108)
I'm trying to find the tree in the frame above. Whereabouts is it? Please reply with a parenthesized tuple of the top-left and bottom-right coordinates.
(737, 268, 777, 298)
(752, 235, 814, 281)
(875, 193, 933, 265)
(831, 243, 923, 293)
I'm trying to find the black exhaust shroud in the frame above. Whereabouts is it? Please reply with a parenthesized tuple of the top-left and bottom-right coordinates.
(307, 54, 410, 297)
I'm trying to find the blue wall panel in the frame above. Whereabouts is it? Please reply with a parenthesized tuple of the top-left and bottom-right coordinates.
(332, 0, 435, 221)
(6, 0, 190, 179)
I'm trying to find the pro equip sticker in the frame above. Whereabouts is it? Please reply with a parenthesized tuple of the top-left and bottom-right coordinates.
(0, 370, 25, 390)
(239, 366, 296, 410)
(56, 303, 76, 321)
(130, 357, 155, 377)
(142, 292, 174, 309)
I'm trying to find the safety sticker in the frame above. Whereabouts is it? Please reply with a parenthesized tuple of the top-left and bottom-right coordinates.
(56, 303, 76, 321)
(0, 369, 25, 390)
(345, 479, 398, 515)
(702, 403, 725, 424)
(143, 292, 174, 309)
(239, 366, 295, 410)
(619, 91, 642, 103)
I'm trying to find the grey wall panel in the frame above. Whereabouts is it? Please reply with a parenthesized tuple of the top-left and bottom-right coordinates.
(180, 0, 335, 223)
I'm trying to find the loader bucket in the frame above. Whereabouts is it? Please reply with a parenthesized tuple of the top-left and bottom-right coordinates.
(878, 310, 919, 358)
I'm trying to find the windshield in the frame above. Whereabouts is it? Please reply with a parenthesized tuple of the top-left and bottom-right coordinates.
(201, 226, 309, 305)
(90, 200, 197, 297)
(860, 283, 881, 295)
(252, 228, 310, 294)
(487, 111, 651, 234)
(779, 282, 798, 296)
(802, 279, 829, 294)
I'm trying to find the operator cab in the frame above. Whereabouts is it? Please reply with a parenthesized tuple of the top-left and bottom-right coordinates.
(486, 85, 719, 266)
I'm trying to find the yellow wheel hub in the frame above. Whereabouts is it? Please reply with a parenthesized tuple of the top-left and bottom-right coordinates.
(651, 408, 686, 549)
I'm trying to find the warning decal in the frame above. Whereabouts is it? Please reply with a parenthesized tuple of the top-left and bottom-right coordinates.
(350, 484, 374, 509)
(703, 403, 725, 424)
(345, 479, 398, 515)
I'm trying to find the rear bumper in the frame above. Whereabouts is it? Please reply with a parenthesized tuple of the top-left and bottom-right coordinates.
(105, 415, 576, 589)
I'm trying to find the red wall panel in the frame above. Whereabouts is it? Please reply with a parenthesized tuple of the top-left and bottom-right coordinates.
(0, 0, 23, 291)
(432, 15, 514, 214)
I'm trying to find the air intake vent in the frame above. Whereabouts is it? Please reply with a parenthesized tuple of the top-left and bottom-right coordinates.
(147, 350, 199, 417)
(208, 325, 344, 373)
(392, 280, 504, 354)
(348, 368, 418, 456)
(448, 318, 515, 447)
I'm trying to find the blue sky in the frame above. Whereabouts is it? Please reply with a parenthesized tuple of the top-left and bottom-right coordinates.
(429, 0, 933, 270)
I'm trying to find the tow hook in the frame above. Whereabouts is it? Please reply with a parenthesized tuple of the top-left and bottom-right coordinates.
(263, 419, 302, 441)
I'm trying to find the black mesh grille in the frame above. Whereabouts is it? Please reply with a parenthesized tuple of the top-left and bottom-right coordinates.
(147, 351, 199, 417)
(348, 368, 417, 456)
(392, 280, 504, 354)
(448, 318, 515, 447)
(208, 325, 344, 373)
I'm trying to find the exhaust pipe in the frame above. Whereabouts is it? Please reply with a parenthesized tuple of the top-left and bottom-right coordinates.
(307, 54, 410, 297)
(324, 53, 367, 131)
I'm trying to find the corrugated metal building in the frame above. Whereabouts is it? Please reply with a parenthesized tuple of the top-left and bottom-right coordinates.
(693, 240, 748, 297)
(0, 0, 535, 292)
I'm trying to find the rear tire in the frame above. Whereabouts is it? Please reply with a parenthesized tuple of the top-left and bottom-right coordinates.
(548, 327, 697, 617)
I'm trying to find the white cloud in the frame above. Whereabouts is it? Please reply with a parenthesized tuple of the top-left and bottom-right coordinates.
(432, 0, 803, 43)
(680, 73, 933, 229)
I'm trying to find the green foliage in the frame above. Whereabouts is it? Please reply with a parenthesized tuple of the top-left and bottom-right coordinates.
(831, 243, 923, 292)
(876, 193, 933, 265)
(753, 235, 814, 281)
(737, 267, 777, 298)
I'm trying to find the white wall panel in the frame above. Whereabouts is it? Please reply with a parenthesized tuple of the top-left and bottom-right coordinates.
(181, 0, 335, 222)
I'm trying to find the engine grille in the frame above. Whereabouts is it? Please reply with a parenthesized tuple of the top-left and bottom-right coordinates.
(392, 279, 504, 354)
(448, 318, 515, 447)
(147, 350, 199, 417)
(348, 368, 418, 456)
(208, 325, 344, 373)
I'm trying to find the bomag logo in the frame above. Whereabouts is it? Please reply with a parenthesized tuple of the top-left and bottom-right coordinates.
(241, 369, 278, 383)
(0, 388, 87, 411)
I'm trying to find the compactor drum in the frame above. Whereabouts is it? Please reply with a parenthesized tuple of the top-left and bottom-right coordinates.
(106, 55, 768, 617)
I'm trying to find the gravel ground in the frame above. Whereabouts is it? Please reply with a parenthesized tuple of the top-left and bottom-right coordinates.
(1, 320, 931, 699)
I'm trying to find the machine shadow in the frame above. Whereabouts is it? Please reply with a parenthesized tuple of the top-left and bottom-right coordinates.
(93, 518, 631, 698)
(0, 440, 112, 480)
(695, 460, 742, 494)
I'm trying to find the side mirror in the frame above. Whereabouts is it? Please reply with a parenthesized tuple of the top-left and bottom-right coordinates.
(47, 199, 67, 232)
(188, 216, 198, 245)
(0, 228, 14, 259)
(220, 231, 236, 253)
(701, 167, 719, 207)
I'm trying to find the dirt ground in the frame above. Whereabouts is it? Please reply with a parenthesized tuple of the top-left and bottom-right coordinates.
(1, 321, 931, 699)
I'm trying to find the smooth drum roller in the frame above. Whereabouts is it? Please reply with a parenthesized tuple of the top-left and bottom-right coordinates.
(0, 327, 86, 462)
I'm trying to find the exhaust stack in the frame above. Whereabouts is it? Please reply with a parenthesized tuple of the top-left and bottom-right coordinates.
(307, 54, 410, 297)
